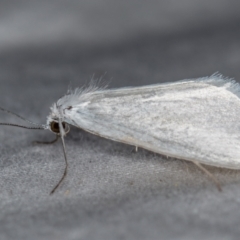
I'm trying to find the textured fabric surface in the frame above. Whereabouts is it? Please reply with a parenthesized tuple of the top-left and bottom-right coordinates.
(1, 1, 240, 240)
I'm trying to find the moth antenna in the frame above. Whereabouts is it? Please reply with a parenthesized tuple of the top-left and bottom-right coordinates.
(192, 161, 222, 191)
(0, 123, 44, 130)
(0, 107, 44, 128)
(50, 119, 68, 194)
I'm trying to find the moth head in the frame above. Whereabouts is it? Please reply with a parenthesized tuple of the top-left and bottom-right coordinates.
(49, 121, 70, 135)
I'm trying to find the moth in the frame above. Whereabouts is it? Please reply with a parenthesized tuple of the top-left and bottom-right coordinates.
(1, 73, 240, 193)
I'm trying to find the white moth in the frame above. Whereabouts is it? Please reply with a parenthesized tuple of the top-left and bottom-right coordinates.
(1, 73, 240, 193)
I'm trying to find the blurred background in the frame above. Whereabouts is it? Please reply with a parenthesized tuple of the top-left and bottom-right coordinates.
(1, 0, 240, 49)
(0, 0, 240, 114)
(1, 1, 240, 239)
(1, 0, 240, 96)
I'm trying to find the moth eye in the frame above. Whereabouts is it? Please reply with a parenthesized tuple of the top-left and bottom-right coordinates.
(50, 121, 60, 133)
(50, 121, 70, 134)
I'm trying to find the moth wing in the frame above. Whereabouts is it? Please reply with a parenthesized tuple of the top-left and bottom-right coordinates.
(66, 75, 240, 169)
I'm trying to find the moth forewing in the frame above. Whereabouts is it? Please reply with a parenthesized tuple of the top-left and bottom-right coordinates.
(60, 74, 240, 170)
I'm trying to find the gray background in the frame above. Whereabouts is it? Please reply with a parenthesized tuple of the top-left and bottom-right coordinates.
(0, 1, 240, 239)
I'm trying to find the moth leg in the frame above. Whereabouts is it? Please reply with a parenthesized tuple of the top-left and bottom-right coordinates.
(32, 135, 59, 145)
(192, 161, 222, 192)
(131, 146, 138, 153)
